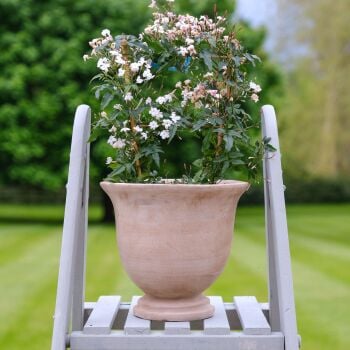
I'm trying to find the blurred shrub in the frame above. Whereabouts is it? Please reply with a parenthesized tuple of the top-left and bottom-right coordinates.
(0, 0, 150, 190)
(240, 177, 350, 205)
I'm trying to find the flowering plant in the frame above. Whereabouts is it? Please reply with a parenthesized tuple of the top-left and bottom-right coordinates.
(85, 0, 270, 184)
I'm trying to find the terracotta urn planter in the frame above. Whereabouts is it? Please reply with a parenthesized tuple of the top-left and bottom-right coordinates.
(101, 180, 249, 321)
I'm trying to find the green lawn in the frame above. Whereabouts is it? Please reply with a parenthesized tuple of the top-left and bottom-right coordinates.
(0, 203, 349, 349)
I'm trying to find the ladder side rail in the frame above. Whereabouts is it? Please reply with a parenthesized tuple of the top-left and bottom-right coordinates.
(261, 105, 299, 350)
(262, 109, 281, 332)
(51, 105, 91, 350)
(72, 107, 91, 331)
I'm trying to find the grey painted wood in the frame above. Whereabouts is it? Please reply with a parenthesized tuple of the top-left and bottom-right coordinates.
(124, 296, 151, 335)
(72, 110, 90, 332)
(164, 321, 191, 335)
(204, 296, 230, 335)
(70, 331, 284, 350)
(261, 105, 299, 349)
(84, 302, 96, 312)
(263, 147, 281, 332)
(83, 296, 121, 335)
(51, 105, 91, 350)
(234, 296, 271, 335)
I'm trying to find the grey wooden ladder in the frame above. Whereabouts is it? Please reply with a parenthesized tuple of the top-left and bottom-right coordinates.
(51, 104, 300, 350)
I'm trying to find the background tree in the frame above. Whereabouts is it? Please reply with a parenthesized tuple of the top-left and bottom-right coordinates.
(0, 0, 283, 220)
(275, 0, 350, 179)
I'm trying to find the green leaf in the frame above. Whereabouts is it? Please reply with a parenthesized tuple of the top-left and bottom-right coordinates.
(223, 134, 233, 151)
(199, 50, 213, 71)
(88, 126, 105, 142)
(101, 92, 114, 109)
(109, 165, 126, 176)
(152, 152, 160, 167)
(192, 159, 203, 168)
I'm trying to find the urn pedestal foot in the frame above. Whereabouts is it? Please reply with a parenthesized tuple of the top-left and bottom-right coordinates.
(134, 294, 214, 321)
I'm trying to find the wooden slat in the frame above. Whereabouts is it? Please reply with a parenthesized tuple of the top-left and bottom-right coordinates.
(124, 296, 151, 335)
(164, 321, 191, 335)
(83, 296, 120, 335)
(204, 296, 230, 335)
(70, 331, 284, 350)
(234, 296, 271, 335)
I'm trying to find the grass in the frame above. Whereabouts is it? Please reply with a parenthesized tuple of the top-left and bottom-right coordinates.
(0, 203, 349, 349)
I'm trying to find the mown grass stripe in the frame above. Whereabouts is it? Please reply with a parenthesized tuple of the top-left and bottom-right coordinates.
(0, 227, 60, 333)
(235, 234, 350, 349)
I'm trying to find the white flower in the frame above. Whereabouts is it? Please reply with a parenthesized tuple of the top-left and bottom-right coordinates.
(175, 81, 182, 88)
(149, 107, 163, 119)
(136, 76, 144, 84)
(106, 157, 113, 165)
(83, 54, 89, 61)
(208, 89, 218, 97)
(113, 104, 122, 110)
(101, 111, 107, 118)
(109, 125, 117, 133)
(170, 112, 181, 123)
(166, 0, 174, 2)
(156, 96, 166, 105)
(223, 35, 229, 42)
(162, 119, 173, 129)
(114, 55, 126, 65)
(184, 79, 191, 85)
(143, 68, 155, 81)
(145, 97, 152, 105)
(130, 62, 140, 72)
(159, 130, 170, 139)
(101, 29, 111, 37)
(138, 57, 146, 66)
(187, 45, 197, 55)
(249, 81, 262, 93)
(141, 132, 148, 140)
(107, 135, 117, 146)
(204, 72, 213, 79)
(164, 94, 173, 102)
(97, 58, 110, 72)
(161, 17, 170, 25)
(185, 38, 194, 45)
(149, 0, 157, 8)
(251, 93, 259, 103)
(149, 121, 159, 130)
(113, 138, 126, 149)
(121, 127, 131, 133)
(134, 125, 143, 133)
(179, 46, 188, 56)
(124, 92, 133, 101)
(118, 68, 125, 77)
(101, 38, 110, 45)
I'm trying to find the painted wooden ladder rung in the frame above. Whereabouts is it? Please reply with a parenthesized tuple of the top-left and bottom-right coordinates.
(124, 296, 151, 335)
(204, 296, 230, 335)
(83, 296, 120, 335)
(164, 321, 191, 335)
(234, 296, 271, 335)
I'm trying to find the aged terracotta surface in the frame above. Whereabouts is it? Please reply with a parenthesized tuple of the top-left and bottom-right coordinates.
(101, 180, 249, 321)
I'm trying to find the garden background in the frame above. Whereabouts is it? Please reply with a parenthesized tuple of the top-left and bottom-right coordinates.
(0, 0, 349, 349)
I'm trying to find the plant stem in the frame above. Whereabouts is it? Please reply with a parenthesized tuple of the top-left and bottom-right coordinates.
(121, 38, 142, 178)
(216, 127, 223, 156)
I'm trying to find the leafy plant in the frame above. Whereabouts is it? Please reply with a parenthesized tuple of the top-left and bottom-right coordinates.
(86, 0, 270, 183)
